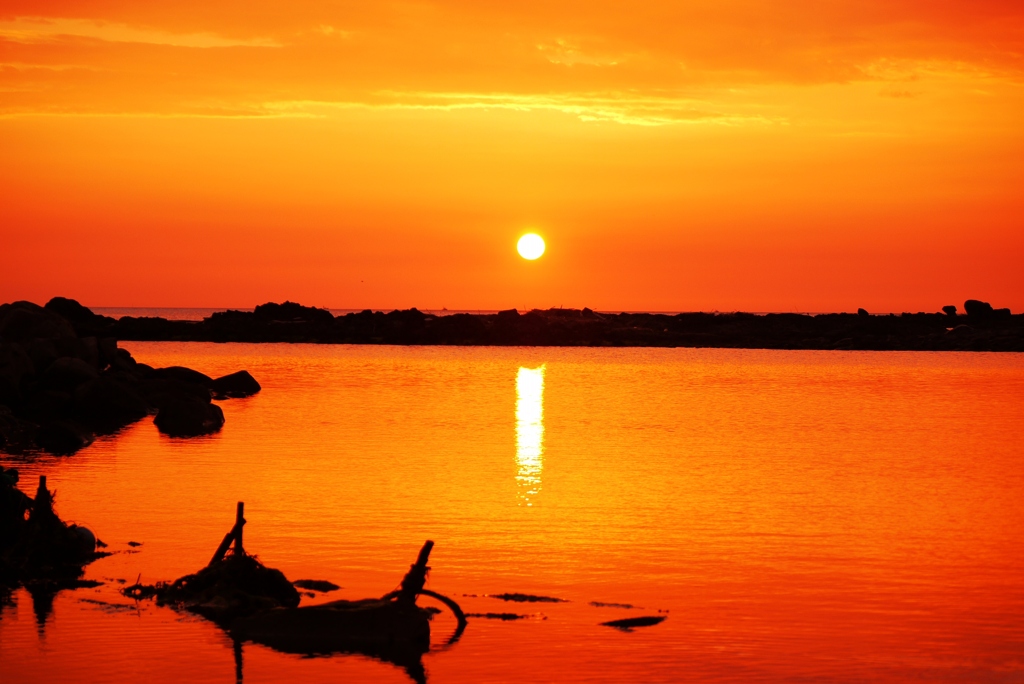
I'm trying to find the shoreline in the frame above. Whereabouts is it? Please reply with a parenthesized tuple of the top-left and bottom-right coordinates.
(59, 299, 1024, 353)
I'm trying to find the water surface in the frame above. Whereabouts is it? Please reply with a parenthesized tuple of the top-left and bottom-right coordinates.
(2, 345, 1022, 683)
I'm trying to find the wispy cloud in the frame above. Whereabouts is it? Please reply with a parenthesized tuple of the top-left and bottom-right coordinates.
(0, 17, 281, 48)
(536, 40, 622, 67)
(261, 91, 781, 127)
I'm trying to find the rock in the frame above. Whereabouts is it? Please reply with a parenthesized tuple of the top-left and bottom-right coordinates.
(253, 301, 334, 323)
(109, 347, 138, 372)
(942, 305, 957, 316)
(154, 399, 224, 437)
(97, 338, 119, 369)
(0, 343, 34, 407)
(139, 378, 212, 409)
(68, 525, 97, 555)
(38, 357, 99, 391)
(20, 338, 58, 375)
(490, 593, 568, 603)
(44, 297, 99, 326)
(36, 421, 95, 455)
(600, 615, 666, 630)
(0, 302, 77, 342)
(292, 579, 341, 592)
(857, 308, 869, 317)
(0, 407, 36, 452)
(78, 336, 100, 368)
(151, 366, 213, 388)
(211, 370, 261, 399)
(964, 299, 994, 317)
(24, 390, 72, 423)
(72, 377, 150, 434)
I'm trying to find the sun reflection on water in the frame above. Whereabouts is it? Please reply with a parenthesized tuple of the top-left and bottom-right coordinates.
(515, 365, 545, 506)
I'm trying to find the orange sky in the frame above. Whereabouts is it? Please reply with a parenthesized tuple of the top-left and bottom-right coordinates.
(1, 1, 1022, 312)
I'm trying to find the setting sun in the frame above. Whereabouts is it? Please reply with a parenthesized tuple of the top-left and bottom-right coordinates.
(517, 234, 546, 261)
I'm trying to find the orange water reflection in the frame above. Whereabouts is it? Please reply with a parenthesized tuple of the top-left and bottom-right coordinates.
(515, 365, 545, 506)
(1, 345, 1023, 683)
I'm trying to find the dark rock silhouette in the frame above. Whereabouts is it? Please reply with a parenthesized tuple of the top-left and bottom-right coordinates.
(72, 377, 149, 434)
(212, 371, 261, 399)
(943, 305, 958, 316)
(36, 421, 95, 455)
(25, 298, 1013, 351)
(151, 366, 214, 387)
(252, 301, 333, 323)
(965, 299, 994, 317)
(2, 296, 1021, 452)
(857, 308, 869, 317)
(601, 615, 666, 630)
(0, 298, 260, 454)
(39, 357, 98, 391)
(0, 302, 76, 342)
(1, 473, 105, 587)
(154, 398, 225, 437)
(292, 579, 341, 592)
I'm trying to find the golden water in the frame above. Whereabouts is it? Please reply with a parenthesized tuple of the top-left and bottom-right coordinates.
(2, 344, 1022, 683)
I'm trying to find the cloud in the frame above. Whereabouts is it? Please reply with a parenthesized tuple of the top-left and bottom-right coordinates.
(536, 39, 622, 67)
(260, 91, 781, 127)
(0, 17, 281, 48)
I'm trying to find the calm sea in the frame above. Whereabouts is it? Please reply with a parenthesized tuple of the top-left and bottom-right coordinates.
(1, 344, 1022, 683)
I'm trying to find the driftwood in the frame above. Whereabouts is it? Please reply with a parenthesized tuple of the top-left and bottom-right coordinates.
(232, 538, 466, 684)
(209, 501, 246, 567)
(381, 540, 467, 629)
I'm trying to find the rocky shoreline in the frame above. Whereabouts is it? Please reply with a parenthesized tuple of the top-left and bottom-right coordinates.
(1, 298, 260, 455)
(42, 298, 1024, 352)
(2, 296, 1020, 454)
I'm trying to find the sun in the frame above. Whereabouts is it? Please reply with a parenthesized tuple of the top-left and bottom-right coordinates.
(517, 233, 546, 260)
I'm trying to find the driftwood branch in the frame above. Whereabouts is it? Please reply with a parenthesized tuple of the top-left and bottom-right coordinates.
(208, 502, 246, 567)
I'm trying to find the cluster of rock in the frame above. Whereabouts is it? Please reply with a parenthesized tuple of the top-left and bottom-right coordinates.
(61, 298, 1024, 351)
(1, 470, 103, 586)
(0, 298, 260, 455)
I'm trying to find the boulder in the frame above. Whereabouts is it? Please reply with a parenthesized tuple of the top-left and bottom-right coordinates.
(211, 370, 261, 399)
(97, 338, 119, 369)
(0, 343, 34, 407)
(154, 399, 225, 437)
(68, 525, 97, 556)
(38, 357, 99, 391)
(151, 366, 213, 388)
(36, 421, 95, 455)
(942, 305, 957, 316)
(44, 297, 100, 326)
(110, 347, 138, 372)
(24, 390, 72, 423)
(857, 308, 869, 317)
(72, 377, 150, 434)
(0, 302, 77, 342)
(0, 407, 36, 452)
(20, 338, 58, 375)
(964, 299, 994, 317)
(253, 301, 334, 324)
(139, 378, 212, 410)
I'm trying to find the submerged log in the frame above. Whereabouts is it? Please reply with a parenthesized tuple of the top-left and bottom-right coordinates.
(232, 539, 466, 684)
(125, 505, 466, 684)
(148, 502, 297, 624)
